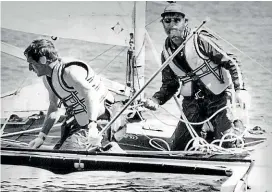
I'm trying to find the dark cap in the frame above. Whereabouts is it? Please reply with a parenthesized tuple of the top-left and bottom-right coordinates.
(161, 3, 185, 17)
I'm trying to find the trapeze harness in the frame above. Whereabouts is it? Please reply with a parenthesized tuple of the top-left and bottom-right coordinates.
(46, 60, 109, 126)
(163, 30, 232, 97)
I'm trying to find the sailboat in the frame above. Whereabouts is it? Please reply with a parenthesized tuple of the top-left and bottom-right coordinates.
(1, 1, 271, 192)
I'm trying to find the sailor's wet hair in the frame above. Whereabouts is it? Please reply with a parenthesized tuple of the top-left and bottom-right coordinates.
(24, 39, 59, 63)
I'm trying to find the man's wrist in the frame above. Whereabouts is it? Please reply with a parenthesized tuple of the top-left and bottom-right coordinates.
(88, 120, 98, 130)
(38, 132, 47, 141)
(151, 97, 160, 105)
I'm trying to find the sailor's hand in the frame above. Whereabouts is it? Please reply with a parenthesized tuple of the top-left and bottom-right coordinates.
(236, 89, 251, 109)
(28, 132, 46, 149)
(87, 122, 102, 147)
(144, 98, 160, 111)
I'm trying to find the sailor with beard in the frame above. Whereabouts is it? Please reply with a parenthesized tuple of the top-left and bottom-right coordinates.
(144, 2, 250, 150)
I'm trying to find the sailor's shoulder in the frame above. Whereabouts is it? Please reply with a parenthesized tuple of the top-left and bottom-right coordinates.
(61, 57, 86, 65)
(188, 27, 212, 38)
(197, 29, 218, 42)
(63, 65, 88, 78)
(61, 57, 89, 72)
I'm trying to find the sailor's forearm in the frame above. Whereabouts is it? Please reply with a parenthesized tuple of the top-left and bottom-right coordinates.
(41, 117, 58, 135)
(153, 66, 180, 105)
(41, 106, 63, 135)
(85, 93, 100, 122)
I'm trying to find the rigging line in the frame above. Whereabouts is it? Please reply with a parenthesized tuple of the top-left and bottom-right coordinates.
(173, 96, 199, 139)
(1, 42, 26, 61)
(145, 1, 161, 27)
(1, 138, 29, 144)
(1, 140, 29, 147)
(133, 59, 142, 96)
(136, 110, 170, 151)
(148, 110, 176, 126)
(1, 43, 30, 98)
(1, 76, 30, 99)
(160, 102, 252, 153)
(97, 46, 127, 75)
(0, 113, 12, 136)
(183, 9, 272, 75)
(15, 76, 29, 93)
(145, 16, 161, 28)
(205, 26, 272, 75)
(134, 35, 146, 61)
(160, 105, 229, 125)
(130, 35, 146, 94)
(87, 45, 117, 64)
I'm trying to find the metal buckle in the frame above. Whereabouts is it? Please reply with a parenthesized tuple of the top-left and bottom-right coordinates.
(195, 89, 204, 100)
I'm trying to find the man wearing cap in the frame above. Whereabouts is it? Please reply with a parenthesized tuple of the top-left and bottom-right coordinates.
(144, 3, 250, 150)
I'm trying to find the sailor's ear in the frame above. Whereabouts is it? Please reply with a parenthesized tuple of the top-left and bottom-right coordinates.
(39, 56, 47, 65)
(184, 18, 189, 27)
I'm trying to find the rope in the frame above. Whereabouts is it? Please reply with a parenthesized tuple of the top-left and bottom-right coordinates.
(145, 16, 161, 27)
(147, 100, 265, 153)
(97, 47, 127, 74)
(205, 26, 272, 75)
(1, 76, 30, 99)
(183, 10, 272, 75)
(148, 110, 176, 126)
(0, 113, 13, 136)
(149, 138, 171, 151)
(1, 139, 29, 147)
(160, 105, 229, 126)
(153, 100, 264, 154)
(87, 45, 117, 64)
(135, 110, 171, 151)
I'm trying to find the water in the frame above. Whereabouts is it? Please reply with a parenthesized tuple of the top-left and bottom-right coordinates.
(1, 1, 272, 191)
(1, 166, 227, 192)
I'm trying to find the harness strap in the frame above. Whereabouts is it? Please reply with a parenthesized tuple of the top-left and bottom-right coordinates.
(163, 34, 225, 85)
(204, 60, 224, 83)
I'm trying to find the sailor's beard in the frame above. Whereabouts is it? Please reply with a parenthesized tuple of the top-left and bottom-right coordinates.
(169, 28, 185, 46)
(163, 23, 190, 46)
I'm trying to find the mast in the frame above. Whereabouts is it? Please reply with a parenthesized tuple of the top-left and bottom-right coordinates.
(132, 1, 146, 101)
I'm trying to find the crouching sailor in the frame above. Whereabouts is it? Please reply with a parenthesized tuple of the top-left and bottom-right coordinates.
(25, 39, 118, 150)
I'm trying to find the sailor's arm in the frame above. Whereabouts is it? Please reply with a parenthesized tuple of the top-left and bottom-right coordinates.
(198, 33, 250, 108)
(152, 53, 180, 105)
(29, 78, 64, 148)
(198, 33, 245, 90)
(41, 92, 62, 135)
(41, 77, 65, 134)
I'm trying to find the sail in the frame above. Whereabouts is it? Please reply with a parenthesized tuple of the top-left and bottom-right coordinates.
(1, 39, 132, 113)
(1, 2, 134, 46)
(1, 42, 26, 61)
(1, 79, 49, 118)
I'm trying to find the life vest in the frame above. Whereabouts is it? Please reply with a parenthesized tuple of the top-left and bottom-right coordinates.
(163, 30, 232, 96)
(46, 58, 109, 126)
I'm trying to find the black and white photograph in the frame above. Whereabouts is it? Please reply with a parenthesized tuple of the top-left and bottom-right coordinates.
(1, 1, 272, 191)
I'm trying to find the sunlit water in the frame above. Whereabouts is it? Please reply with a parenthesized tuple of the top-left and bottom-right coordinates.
(1, 1, 272, 191)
